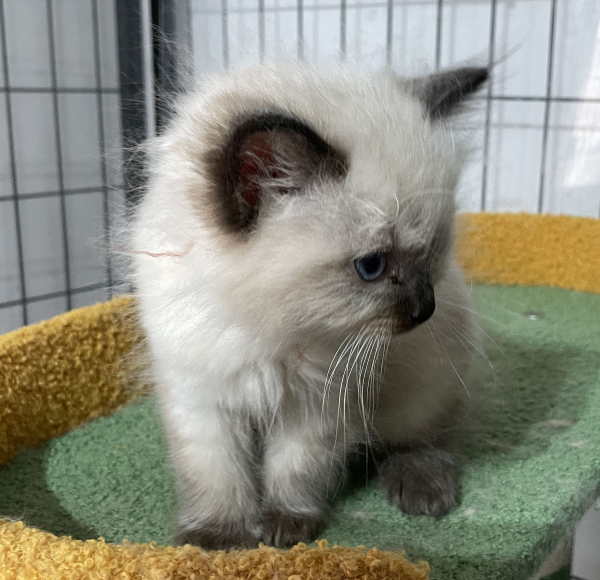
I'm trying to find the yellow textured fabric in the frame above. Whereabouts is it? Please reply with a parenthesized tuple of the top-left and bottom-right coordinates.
(0, 295, 138, 467)
(457, 212, 600, 294)
(1, 212, 599, 579)
(0, 520, 429, 580)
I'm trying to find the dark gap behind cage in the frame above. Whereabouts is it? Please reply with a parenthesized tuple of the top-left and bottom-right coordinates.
(117, 0, 147, 206)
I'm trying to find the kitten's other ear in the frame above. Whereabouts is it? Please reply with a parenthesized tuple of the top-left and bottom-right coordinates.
(206, 113, 346, 233)
(411, 67, 489, 119)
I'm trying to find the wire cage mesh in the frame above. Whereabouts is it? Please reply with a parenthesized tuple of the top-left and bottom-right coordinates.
(0, 0, 124, 334)
(1, 0, 599, 335)
(189, 0, 600, 219)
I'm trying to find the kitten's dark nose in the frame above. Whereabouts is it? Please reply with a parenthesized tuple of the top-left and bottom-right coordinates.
(388, 255, 436, 331)
(409, 293, 435, 325)
(406, 279, 435, 326)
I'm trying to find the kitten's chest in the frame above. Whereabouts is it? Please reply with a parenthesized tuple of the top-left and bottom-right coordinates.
(222, 346, 332, 419)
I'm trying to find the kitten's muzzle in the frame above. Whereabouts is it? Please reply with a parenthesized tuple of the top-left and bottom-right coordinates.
(404, 278, 435, 326)
(388, 272, 436, 332)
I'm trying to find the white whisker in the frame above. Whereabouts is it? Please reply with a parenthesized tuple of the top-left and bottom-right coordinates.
(436, 311, 498, 387)
(322, 332, 355, 431)
(437, 298, 507, 359)
(431, 318, 471, 399)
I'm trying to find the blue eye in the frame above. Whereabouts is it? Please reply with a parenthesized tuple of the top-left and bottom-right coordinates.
(354, 253, 387, 282)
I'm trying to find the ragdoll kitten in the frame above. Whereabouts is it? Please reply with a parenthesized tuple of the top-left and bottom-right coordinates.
(129, 63, 487, 550)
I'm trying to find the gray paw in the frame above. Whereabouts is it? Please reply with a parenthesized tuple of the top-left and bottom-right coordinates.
(174, 522, 259, 550)
(379, 447, 457, 517)
(262, 510, 321, 548)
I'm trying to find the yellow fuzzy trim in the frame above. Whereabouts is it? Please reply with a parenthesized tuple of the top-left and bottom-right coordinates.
(0, 520, 430, 580)
(0, 296, 138, 466)
(457, 212, 600, 294)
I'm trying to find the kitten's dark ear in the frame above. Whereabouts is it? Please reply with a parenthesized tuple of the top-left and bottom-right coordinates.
(206, 113, 346, 233)
(411, 67, 489, 119)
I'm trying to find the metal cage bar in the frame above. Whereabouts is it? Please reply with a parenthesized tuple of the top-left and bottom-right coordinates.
(340, 0, 347, 62)
(91, 0, 113, 295)
(117, 0, 148, 205)
(480, 0, 498, 212)
(222, 0, 229, 70)
(0, 0, 28, 324)
(537, 0, 558, 214)
(434, 0, 443, 72)
(46, 0, 73, 311)
(385, 0, 393, 67)
(258, 0, 265, 62)
(297, 0, 304, 60)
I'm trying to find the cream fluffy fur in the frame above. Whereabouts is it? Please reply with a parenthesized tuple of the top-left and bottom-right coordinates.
(129, 63, 481, 548)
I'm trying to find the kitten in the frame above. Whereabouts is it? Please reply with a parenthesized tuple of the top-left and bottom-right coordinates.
(129, 63, 487, 550)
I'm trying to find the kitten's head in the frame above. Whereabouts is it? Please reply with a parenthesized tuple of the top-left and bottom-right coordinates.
(170, 64, 487, 340)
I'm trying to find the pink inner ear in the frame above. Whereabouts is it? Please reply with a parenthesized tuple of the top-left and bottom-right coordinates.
(238, 133, 283, 208)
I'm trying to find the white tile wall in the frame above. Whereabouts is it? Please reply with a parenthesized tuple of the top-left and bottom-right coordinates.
(71, 286, 109, 309)
(65, 191, 107, 288)
(392, 0, 437, 75)
(0, 93, 11, 196)
(441, 1, 492, 68)
(11, 93, 59, 194)
(456, 127, 486, 212)
(3, 0, 52, 88)
(18, 196, 66, 298)
(264, 0, 298, 61)
(493, 0, 552, 98)
(0, 200, 21, 303)
(102, 93, 124, 188)
(97, 0, 120, 89)
(227, 1, 261, 67)
(0, 13, 5, 89)
(304, 7, 342, 64)
(53, 0, 96, 89)
(58, 93, 102, 190)
(346, 4, 387, 69)
(486, 100, 546, 213)
(27, 295, 68, 325)
(0, 305, 22, 333)
(543, 103, 600, 217)
(192, 1, 226, 73)
(552, 0, 600, 100)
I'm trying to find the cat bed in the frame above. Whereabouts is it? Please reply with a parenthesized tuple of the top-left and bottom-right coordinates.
(1, 212, 599, 580)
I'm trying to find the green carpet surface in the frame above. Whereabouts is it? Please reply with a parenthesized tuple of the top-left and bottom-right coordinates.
(2, 285, 600, 580)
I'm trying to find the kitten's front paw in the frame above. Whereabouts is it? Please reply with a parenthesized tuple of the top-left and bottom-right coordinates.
(175, 522, 259, 550)
(379, 447, 457, 517)
(262, 509, 321, 549)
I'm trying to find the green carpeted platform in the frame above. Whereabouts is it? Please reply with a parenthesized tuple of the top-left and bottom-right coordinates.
(2, 285, 599, 580)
